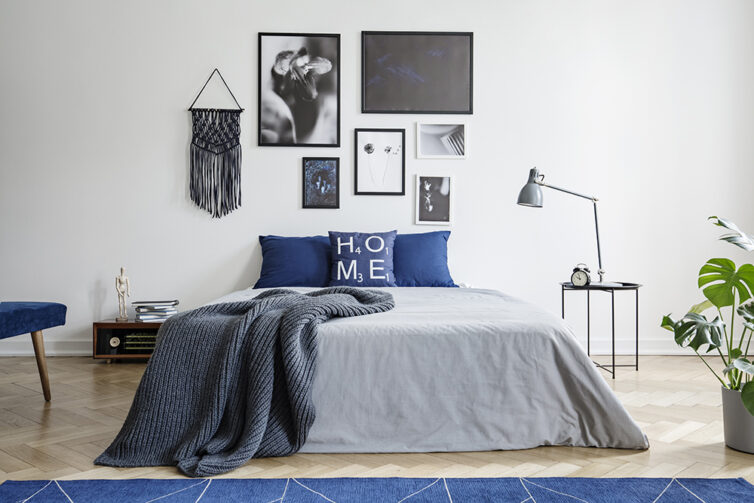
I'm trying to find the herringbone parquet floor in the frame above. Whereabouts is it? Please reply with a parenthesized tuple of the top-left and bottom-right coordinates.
(0, 355, 752, 482)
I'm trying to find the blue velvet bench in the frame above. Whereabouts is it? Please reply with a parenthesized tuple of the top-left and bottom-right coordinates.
(0, 302, 67, 401)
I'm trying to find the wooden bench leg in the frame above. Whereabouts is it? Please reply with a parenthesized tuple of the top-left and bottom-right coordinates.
(30, 330, 51, 401)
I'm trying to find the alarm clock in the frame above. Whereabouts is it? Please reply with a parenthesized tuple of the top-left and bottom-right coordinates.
(571, 264, 591, 287)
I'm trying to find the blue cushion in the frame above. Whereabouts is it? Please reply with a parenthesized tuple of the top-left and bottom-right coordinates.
(329, 231, 397, 287)
(254, 235, 331, 288)
(0, 302, 67, 340)
(394, 231, 457, 287)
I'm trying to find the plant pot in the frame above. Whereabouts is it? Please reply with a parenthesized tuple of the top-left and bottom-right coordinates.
(721, 386, 754, 454)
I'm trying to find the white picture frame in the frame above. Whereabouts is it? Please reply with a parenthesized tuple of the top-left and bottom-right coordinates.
(415, 175, 453, 226)
(416, 123, 466, 159)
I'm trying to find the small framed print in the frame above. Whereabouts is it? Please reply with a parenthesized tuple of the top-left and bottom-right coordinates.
(354, 128, 405, 195)
(417, 123, 466, 159)
(416, 175, 452, 225)
(302, 157, 339, 209)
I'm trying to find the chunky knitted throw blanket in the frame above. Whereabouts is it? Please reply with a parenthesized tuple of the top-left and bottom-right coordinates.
(95, 287, 394, 477)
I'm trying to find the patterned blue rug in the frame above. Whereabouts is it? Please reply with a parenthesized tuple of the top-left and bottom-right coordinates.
(0, 477, 752, 502)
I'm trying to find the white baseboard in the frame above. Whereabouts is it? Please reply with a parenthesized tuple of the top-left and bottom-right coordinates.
(586, 338, 690, 356)
(0, 337, 691, 357)
(0, 339, 91, 356)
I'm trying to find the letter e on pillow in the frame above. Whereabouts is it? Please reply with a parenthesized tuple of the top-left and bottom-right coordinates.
(370, 259, 386, 280)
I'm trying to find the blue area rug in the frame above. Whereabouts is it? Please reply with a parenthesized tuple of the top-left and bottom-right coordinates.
(0, 477, 752, 502)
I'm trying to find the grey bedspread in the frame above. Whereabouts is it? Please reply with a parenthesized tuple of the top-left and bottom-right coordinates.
(94, 287, 395, 477)
(212, 287, 649, 453)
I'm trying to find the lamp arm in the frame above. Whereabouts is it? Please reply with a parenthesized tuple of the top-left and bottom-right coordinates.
(536, 179, 597, 202)
(536, 178, 605, 282)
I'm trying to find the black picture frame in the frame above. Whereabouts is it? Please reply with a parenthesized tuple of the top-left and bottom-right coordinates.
(259, 32, 341, 147)
(362, 31, 473, 114)
(302, 157, 340, 209)
(354, 128, 406, 196)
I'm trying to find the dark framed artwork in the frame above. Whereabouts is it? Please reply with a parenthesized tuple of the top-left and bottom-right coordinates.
(302, 157, 339, 208)
(416, 175, 452, 225)
(259, 33, 340, 146)
(362, 31, 473, 114)
(354, 128, 405, 195)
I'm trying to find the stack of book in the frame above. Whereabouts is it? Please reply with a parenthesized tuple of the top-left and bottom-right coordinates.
(132, 300, 179, 322)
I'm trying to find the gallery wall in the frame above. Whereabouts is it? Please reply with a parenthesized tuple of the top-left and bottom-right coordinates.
(1, 0, 754, 355)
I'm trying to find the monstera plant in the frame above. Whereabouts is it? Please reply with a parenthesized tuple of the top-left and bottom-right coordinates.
(661, 217, 754, 419)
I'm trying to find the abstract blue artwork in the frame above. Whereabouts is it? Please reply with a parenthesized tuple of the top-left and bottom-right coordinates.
(362, 32, 473, 114)
(1, 477, 752, 502)
(303, 157, 339, 208)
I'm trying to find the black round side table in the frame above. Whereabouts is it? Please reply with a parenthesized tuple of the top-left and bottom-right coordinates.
(560, 282, 642, 379)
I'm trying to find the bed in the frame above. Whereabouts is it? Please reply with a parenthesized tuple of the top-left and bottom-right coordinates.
(210, 286, 649, 453)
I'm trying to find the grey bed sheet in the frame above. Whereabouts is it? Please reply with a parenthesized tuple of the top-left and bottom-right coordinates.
(210, 287, 649, 453)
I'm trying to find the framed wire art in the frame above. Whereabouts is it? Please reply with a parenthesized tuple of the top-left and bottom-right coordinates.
(354, 128, 405, 196)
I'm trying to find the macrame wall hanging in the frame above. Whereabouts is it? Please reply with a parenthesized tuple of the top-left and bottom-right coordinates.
(188, 69, 244, 218)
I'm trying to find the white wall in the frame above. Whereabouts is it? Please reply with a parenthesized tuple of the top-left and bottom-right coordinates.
(1, 0, 753, 356)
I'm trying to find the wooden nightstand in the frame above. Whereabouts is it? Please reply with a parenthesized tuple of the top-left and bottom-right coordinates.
(92, 320, 162, 362)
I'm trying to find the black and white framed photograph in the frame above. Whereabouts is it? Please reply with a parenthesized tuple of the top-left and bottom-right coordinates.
(416, 175, 452, 225)
(417, 123, 466, 159)
(258, 33, 340, 146)
(362, 31, 473, 114)
(302, 157, 339, 208)
(354, 128, 405, 195)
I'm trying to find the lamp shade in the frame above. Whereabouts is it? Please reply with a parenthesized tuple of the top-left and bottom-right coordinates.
(517, 168, 543, 207)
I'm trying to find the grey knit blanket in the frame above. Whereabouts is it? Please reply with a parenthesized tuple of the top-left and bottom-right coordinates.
(95, 287, 394, 477)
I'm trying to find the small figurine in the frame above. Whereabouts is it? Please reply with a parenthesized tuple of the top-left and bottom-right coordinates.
(115, 267, 131, 321)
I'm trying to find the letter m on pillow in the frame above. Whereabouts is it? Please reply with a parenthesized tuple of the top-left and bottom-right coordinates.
(337, 260, 357, 281)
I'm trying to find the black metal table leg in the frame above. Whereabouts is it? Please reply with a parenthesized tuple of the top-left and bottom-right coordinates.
(587, 290, 591, 357)
(561, 285, 565, 319)
(611, 289, 615, 379)
(636, 288, 639, 370)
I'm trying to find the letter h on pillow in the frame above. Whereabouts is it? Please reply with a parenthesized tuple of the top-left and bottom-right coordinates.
(328, 231, 397, 287)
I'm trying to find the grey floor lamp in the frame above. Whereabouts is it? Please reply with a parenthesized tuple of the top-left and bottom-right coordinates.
(517, 167, 605, 283)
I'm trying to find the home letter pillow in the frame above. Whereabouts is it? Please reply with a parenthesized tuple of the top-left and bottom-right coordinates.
(329, 231, 397, 287)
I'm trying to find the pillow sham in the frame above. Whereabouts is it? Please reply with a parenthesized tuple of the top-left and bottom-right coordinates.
(254, 235, 331, 288)
(328, 230, 397, 287)
(394, 231, 457, 287)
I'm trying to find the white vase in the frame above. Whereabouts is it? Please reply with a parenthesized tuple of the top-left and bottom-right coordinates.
(721, 386, 754, 454)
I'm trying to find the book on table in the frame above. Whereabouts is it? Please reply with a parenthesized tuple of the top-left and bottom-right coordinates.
(131, 300, 179, 307)
(132, 300, 180, 322)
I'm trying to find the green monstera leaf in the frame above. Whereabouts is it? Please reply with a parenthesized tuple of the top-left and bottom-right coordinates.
(662, 312, 724, 352)
(743, 382, 754, 416)
(709, 216, 754, 252)
(689, 299, 714, 314)
(738, 301, 754, 329)
(723, 357, 754, 376)
(698, 258, 754, 308)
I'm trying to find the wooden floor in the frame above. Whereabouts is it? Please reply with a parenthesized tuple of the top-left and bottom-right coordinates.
(0, 355, 752, 482)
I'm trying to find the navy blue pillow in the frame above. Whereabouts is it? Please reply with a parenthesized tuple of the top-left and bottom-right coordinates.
(329, 231, 397, 287)
(394, 231, 457, 287)
(254, 235, 331, 288)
